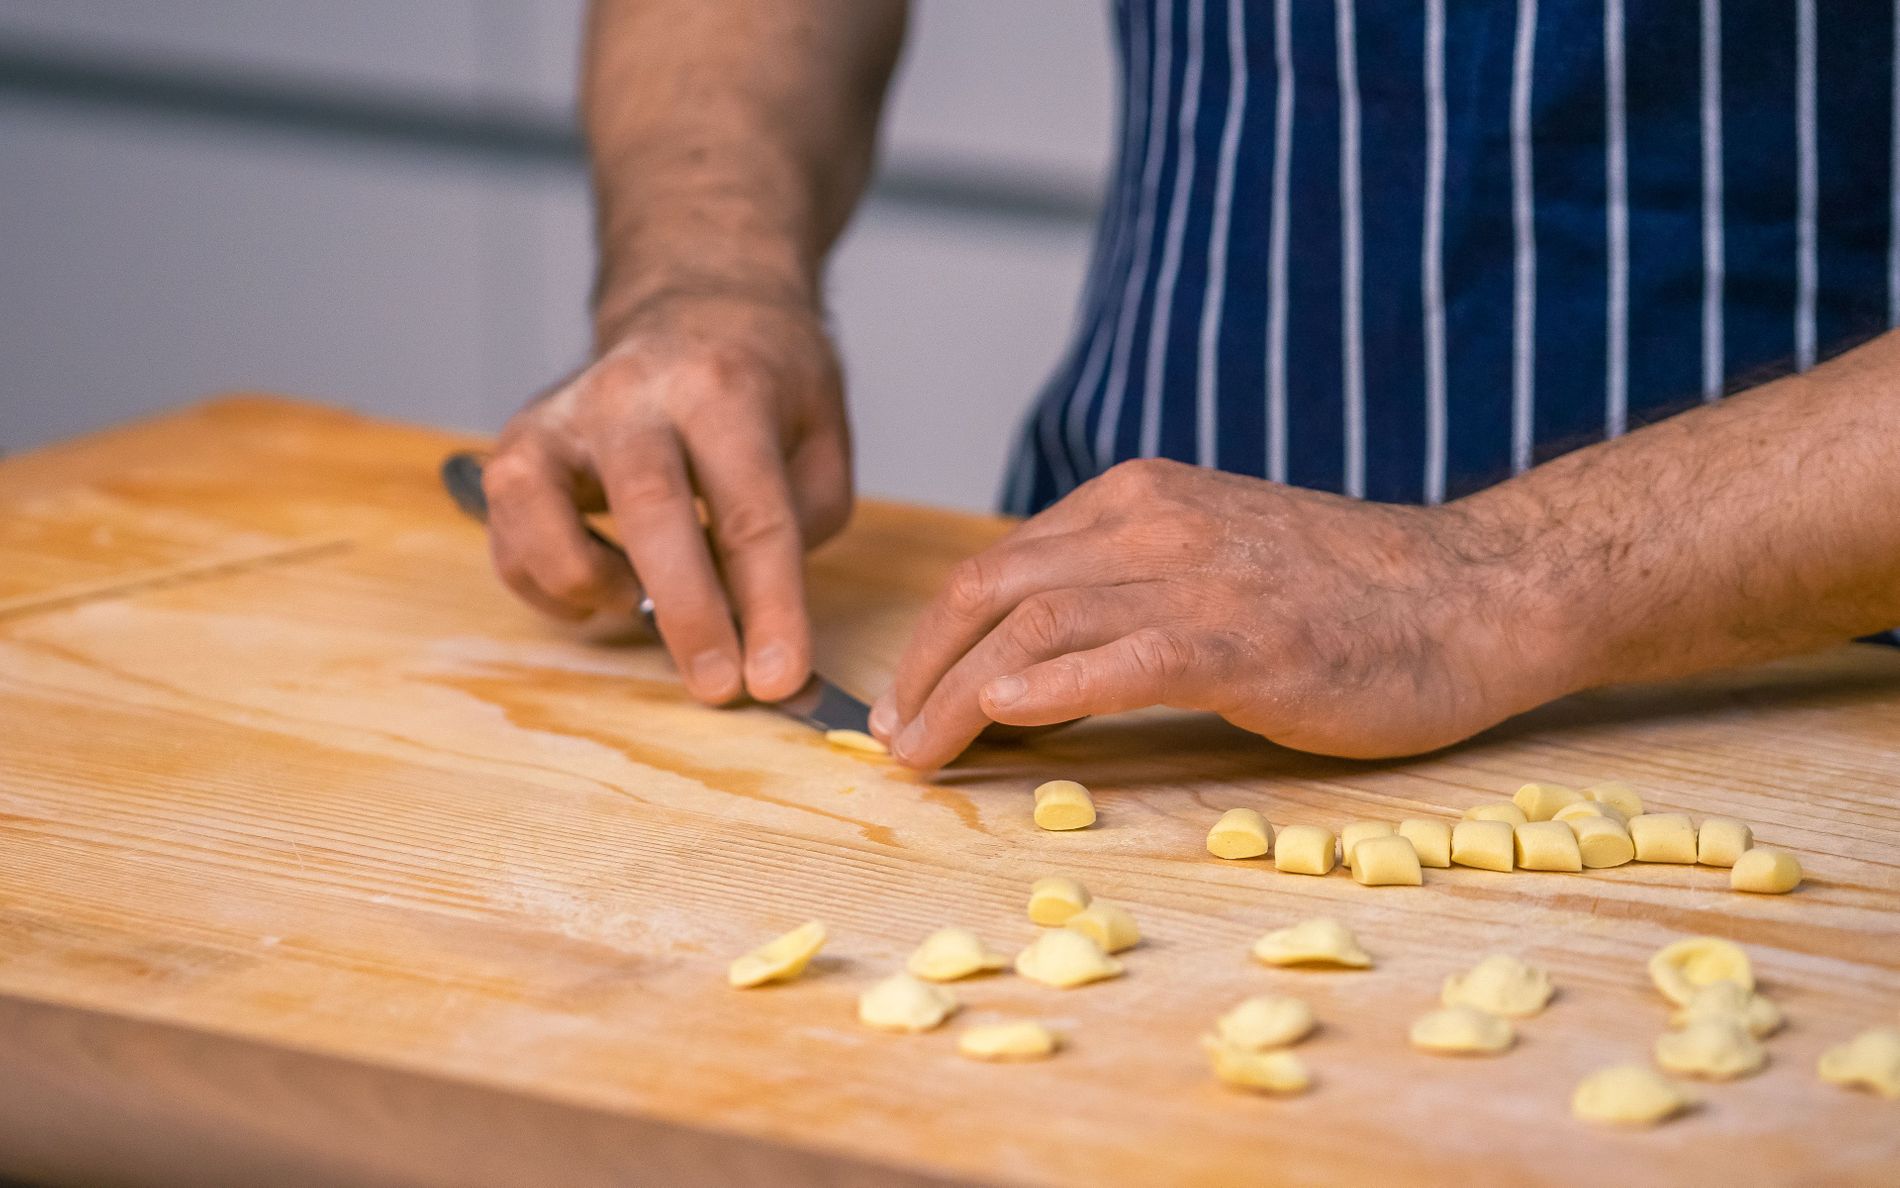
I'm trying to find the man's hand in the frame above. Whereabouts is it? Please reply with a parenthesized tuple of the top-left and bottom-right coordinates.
(870, 459, 1567, 767)
(483, 288, 851, 705)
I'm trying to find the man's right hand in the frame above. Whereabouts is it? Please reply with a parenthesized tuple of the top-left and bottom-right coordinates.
(481, 288, 852, 705)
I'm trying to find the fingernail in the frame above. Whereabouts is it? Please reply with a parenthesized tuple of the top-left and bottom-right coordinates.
(894, 714, 928, 762)
(750, 643, 789, 689)
(691, 649, 739, 698)
(868, 694, 898, 740)
(985, 675, 1027, 707)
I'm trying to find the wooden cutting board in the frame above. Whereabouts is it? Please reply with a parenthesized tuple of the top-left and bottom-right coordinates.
(1, 396, 1896, 1187)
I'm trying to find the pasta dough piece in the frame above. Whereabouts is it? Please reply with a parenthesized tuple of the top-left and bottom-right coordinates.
(1629, 813, 1698, 863)
(1251, 918, 1373, 969)
(1554, 800, 1627, 828)
(858, 972, 959, 1032)
(1451, 819, 1516, 872)
(1513, 821, 1583, 872)
(1583, 780, 1646, 819)
(1273, 824, 1337, 876)
(1668, 981, 1784, 1038)
(1571, 1066, 1694, 1126)
(1397, 818, 1453, 868)
(1063, 902, 1141, 953)
(1818, 1027, 1900, 1099)
(1204, 1040, 1312, 1095)
(1015, 928, 1125, 988)
(727, 921, 827, 988)
(1696, 817, 1752, 867)
(1032, 780, 1096, 831)
(1026, 876, 1091, 925)
(1654, 1016, 1767, 1080)
(1441, 954, 1554, 1018)
(1352, 835, 1423, 886)
(1410, 1005, 1515, 1055)
(1207, 808, 1273, 859)
(824, 728, 888, 755)
(1513, 782, 1584, 821)
(906, 927, 1010, 981)
(1570, 816, 1636, 868)
(1213, 995, 1316, 1049)
(1463, 801, 1530, 827)
(958, 1020, 1059, 1061)
(1648, 937, 1754, 1006)
(1339, 820, 1395, 870)
(1730, 847, 1802, 894)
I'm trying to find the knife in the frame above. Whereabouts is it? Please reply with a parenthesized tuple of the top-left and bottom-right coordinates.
(440, 451, 870, 735)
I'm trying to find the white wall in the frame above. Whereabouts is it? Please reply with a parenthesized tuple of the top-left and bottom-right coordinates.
(0, 1, 1114, 511)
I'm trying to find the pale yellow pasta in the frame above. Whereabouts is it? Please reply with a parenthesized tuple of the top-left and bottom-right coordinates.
(1669, 981, 1784, 1039)
(1204, 1039, 1312, 1094)
(1818, 1028, 1900, 1099)
(727, 920, 827, 989)
(1014, 928, 1124, 988)
(1207, 808, 1273, 859)
(1513, 821, 1583, 872)
(1397, 818, 1453, 868)
(1696, 817, 1753, 867)
(1251, 917, 1373, 969)
(1654, 1017, 1767, 1080)
(858, 972, 959, 1032)
(1441, 954, 1554, 1018)
(1451, 819, 1515, 872)
(1352, 834, 1423, 886)
(906, 927, 1010, 982)
(1462, 801, 1529, 826)
(1026, 876, 1091, 926)
(824, 728, 889, 755)
(1513, 782, 1584, 821)
(1032, 779, 1096, 831)
(1338, 820, 1395, 870)
(1410, 1005, 1515, 1055)
(1648, 937, 1754, 1006)
(1570, 816, 1636, 868)
(1730, 847, 1802, 894)
(1629, 813, 1698, 863)
(958, 1020, 1059, 1061)
(1273, 824, 1337, 876)
(1584, 780, 1646, 819)
(1552, 800, 1619, 826)
(1212, 995, 1316, 1050)
(1063, 902, 1141, 953)
(1571, 1065, 1694, 1126)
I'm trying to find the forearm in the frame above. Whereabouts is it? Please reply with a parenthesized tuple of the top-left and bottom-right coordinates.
(1466, 331, 1900, 700)
(582, 0, 906, 345)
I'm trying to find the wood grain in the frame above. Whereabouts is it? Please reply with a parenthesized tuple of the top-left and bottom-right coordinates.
(1, 396, 1896, 1187)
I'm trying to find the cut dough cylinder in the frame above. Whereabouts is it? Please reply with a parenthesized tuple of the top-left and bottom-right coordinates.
(1213, 995, 1316, 1050)
(958, 1020, 1059, 1061)
(1629, 813, 1698, 863)
(858, 972, 959, 1032)
(1251, 918, 1373, 969)
(1204, 1039, 1312, 1095)
(728, 921, 827, 988)
(1015, 928, 1124, 988)
(1730, 847, 1802, 894)
(1451, 819, 1516, 872)
(1696, 817, 1753, 867)
(1513, 821, 1583, 872)
(1572, 1065, 1694, 1126)
(1352, 835, 1423, 886)
(824, 729, 889, 755)
(907, 927, 1010, 981)
(1654, 1016, 1767, 1080)
(1207, 808, 1273, 859)
(1442, 954, 1554, 1017)
(1648, 937, 1754, 1006)
(1273, 824, 1337, 876)
(1570, 816, 1636, 868)
(1583, 780, 1646, 819)
(1463, 801, 1529, 826)
(1410, 1005, 1515, 1055)
(1032, 780, 1096, 831)
(1513, 782, 1584, 821)
(1669, 981, 1784, 1038)
(1818, 1027, 1900, 1099)
(1339, 820, 1395, 870)
(1063, 902, 1141, 953)
(1027, 876, 1091, 925)
(1397, 818, 1453, 868)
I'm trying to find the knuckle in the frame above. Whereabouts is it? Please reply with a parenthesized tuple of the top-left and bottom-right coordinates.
(605, 463, 688, 517)
(1008, 592, 1075, 655)
(537, 554, 604, 604)
(1098, 456, 1175, 497)
(943, 557, 1004, 618)
(481, 452, 544, 503)
(714, 497, 797, 553)
(1126, 627, 1194, 682)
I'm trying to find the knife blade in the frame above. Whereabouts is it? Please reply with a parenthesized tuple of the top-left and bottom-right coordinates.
(440, 451, 873, 734)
